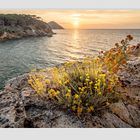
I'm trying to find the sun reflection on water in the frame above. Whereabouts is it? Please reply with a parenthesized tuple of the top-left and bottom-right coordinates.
(65, 30, 83, 60)
(73, 30, 79, 47)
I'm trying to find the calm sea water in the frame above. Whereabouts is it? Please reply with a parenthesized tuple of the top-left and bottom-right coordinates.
(0, 29, 140, 89)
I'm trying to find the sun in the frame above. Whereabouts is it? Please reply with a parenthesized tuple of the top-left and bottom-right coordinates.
(73, 20, 79, 28)
(72, 18, 80, 29)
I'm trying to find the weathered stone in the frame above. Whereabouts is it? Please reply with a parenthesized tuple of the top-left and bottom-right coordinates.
(127, 105, 140, 127)
(119, 57, 140, 87)
(49, 112, 83, 128)
(121, 87, 140, 106)
(101, 112, 132, 128)
(110, 100, 132, 124)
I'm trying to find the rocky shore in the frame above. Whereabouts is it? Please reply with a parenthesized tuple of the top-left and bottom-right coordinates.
(0, 52, 140, 128)
(0, 14, 54, 41)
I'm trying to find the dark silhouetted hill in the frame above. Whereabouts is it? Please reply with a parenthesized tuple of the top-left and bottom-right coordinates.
(48, 21, 64, 29)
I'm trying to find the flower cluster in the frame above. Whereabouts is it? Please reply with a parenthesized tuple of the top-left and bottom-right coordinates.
(28, 70, 50, 95)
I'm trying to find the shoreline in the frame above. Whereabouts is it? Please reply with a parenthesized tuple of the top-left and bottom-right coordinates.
(0, 31, 55, 42)
(0, 32, 55, 43)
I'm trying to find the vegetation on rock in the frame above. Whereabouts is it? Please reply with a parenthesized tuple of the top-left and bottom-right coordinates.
(28, 35, 135, 115)
(0, 14, 53, 41)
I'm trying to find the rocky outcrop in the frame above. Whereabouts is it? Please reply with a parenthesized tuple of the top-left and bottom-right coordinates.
(48, 21, 64, 29)
(0, 14, 54, 41)
(0, 45, 140, 128)
(0, 54, 140, 128)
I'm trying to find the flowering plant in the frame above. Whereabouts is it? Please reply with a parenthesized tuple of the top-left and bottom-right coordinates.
(28, 35, 133, 115)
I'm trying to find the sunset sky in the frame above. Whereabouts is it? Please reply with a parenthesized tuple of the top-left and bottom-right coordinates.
(0, 10, 140, 29)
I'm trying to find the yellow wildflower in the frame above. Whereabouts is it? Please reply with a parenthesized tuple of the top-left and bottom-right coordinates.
(64, 80, 69, 84)
(74, 94, 79, 99)
(48, 89, 57, 97)
(67, 89, 71, 93)
(78, 87, 81, 90)
(72, 106, 76, 111)
(100, 74, 106, 77)
(80, 76, 83, 80)
(45, 79, 50, 84)
(56, 90, 60, 95)
(58, 80, 62, 85)
(77, 106, 83, 114)
(87, 106, 94, 113)
(85, 78, 89, 82)
(89, 81, 93, 85)
(66, 93, 71, 98)
(81, 87, 85, 92)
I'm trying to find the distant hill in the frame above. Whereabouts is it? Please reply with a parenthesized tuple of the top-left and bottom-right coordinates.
(0, 14, 54, 41)
(48, 21, 64, 29)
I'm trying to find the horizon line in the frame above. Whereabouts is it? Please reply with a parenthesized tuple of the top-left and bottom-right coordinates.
(57, 28, 140, 30)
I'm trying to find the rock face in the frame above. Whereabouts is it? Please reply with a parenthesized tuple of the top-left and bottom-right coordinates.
(48, 21, 64, 29)
(0, 54, 140, 128)
(0, 14, 54, 41)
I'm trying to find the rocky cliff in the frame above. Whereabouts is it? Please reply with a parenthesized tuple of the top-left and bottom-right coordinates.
(0, 14, 54, 41)
(0, 47, 140, 128)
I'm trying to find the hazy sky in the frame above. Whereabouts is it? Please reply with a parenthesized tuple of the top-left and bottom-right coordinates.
(0, 0, 140, 9)
(0, 10, 140, 29)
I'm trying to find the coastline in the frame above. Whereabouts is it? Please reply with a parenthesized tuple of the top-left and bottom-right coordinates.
(0, 30, 54, 42)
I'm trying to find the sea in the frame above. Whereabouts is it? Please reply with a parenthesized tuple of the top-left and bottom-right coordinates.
(0, 29, 140, 89)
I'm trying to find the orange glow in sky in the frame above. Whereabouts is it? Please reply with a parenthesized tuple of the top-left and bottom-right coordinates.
(1, 10, 140, 29)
